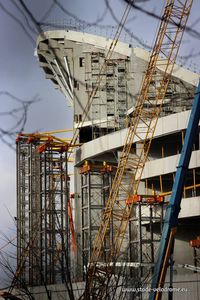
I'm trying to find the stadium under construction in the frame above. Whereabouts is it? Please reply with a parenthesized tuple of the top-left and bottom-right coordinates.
(8, 1, 200, 300)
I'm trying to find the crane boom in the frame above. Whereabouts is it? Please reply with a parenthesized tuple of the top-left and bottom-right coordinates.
(81, 1, 193, 298)
(149, 81, 200, 300)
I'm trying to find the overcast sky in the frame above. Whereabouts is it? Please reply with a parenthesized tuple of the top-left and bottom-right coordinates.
(0, 0, 199, 287)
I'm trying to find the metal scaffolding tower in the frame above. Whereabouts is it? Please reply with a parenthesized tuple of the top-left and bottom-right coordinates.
(80, 162, 113, 276)
(16, 134, 70, 286)
(128, 196, 164, 299)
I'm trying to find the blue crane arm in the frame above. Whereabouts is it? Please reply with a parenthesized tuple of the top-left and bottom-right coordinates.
(149, 80, 200, 300)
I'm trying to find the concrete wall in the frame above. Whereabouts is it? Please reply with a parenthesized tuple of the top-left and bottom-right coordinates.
(75, 110, 198, 166)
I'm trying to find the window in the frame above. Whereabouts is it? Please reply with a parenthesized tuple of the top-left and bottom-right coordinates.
(79, 57, 85, 67)
(74, 79, 79, 90)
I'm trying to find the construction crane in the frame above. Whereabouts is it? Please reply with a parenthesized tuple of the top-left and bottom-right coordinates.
(149, 80, 200, 300)
(81, 0, 193, 298)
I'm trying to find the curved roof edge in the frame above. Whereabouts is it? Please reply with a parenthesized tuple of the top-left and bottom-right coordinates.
(37, 30, 132, 56)
(37, 30, 200, 87)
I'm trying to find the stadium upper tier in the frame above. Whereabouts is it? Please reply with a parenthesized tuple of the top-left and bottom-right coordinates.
(36, 30, 199, 139)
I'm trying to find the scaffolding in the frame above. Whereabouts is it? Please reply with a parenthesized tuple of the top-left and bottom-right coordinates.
(106, 59, 128, 130)
(84, 52, 129, 139)
(127, 195, 164, 299)
(16, 134, 70, 286)
(80, 162, 113, 276)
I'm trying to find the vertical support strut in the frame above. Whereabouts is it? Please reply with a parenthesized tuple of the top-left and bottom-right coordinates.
(128, 196, 165, 299)
(80, 163, 113, 279)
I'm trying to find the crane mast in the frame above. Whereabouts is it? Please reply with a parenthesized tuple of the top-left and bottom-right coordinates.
(81, 0, 193, 299)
